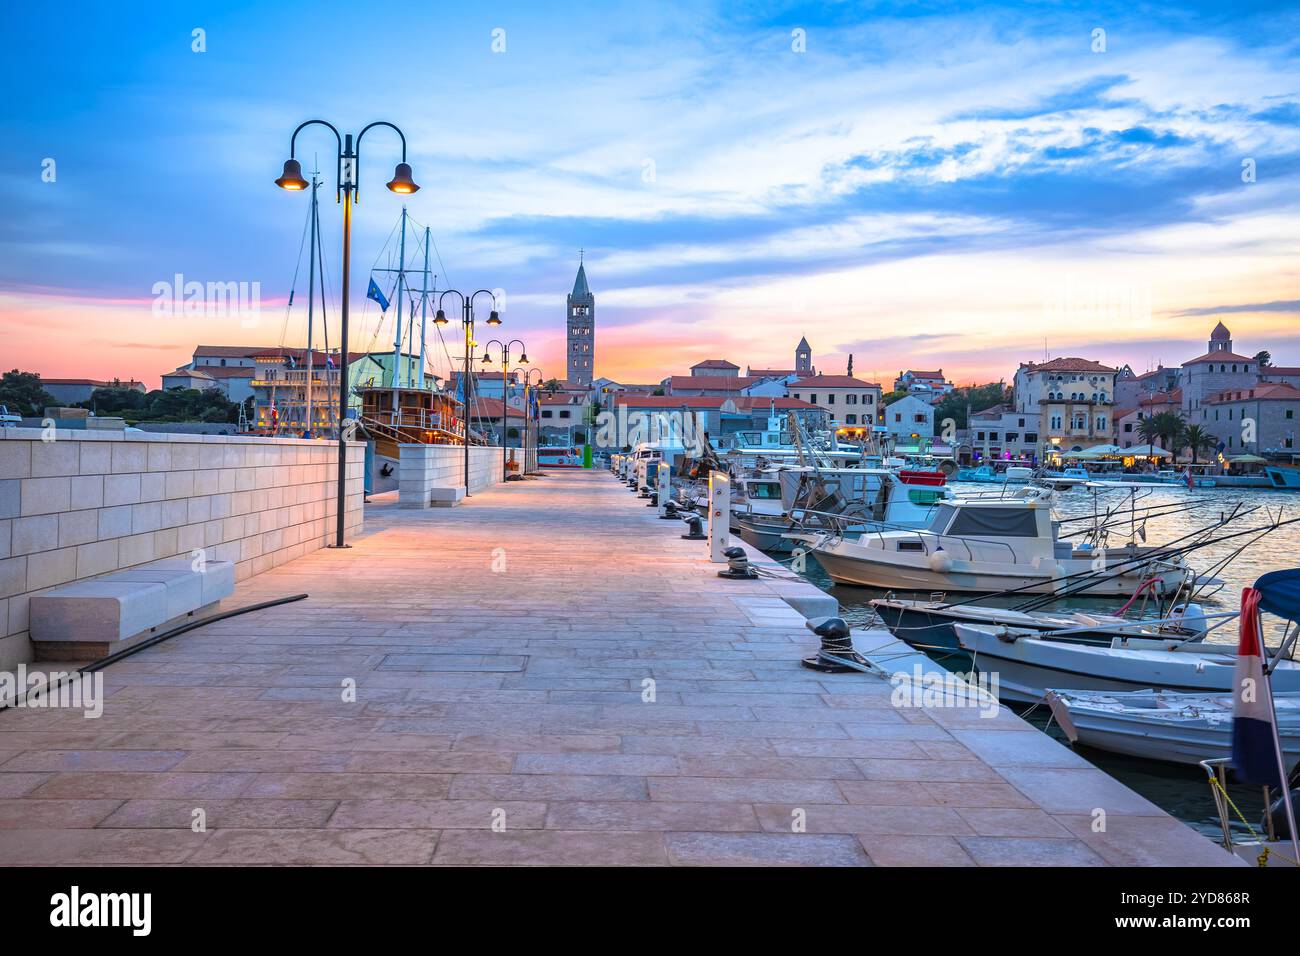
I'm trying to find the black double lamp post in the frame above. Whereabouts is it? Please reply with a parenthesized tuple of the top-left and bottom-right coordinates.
(517, 367, 544, 476)
(481, 339, 528, 481)
(433, 291, 500, 495)
(275, 119, 419, 548)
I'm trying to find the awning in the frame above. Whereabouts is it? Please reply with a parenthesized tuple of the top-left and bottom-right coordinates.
(1124, 444, 1172, 458)
(1229, 454, 1268, 463)
(1255, 569, 1300, 622)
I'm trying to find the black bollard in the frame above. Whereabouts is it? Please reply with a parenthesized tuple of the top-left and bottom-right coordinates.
(800, 616, 873, 673)
(718, 545, 759, 580)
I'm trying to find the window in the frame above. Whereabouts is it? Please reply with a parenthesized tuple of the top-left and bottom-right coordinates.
(846, 414, 857, 425)
(895, 413, 903, 423)
(1024, 433, 1037, 444)
(846, 394, 857, 405)
(1287, 410, 1294, 420)
(827, 394, 835, 404)
(914, 414, 926, 424)
(1018, 418, 1025, 427)
(862, 394, 873, 404)
(1005, 432, 1018, 442)
(559, 410, 571, 419)
(541, 410, 553, 419)
(810, 394, 818, 404)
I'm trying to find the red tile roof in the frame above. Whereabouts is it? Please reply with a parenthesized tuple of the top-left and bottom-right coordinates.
(690, 359, 739, 370)
(1181, 350, 1256, 365)
(1209, 383, 1300, 403)
(1020, 357, 1117, 374)
(789, 376, 881, 389)
(42, 377, 147, 388)
(616, 395, 817, 411)
(747, 368, 797, 378)
(667, 375, 764, 392)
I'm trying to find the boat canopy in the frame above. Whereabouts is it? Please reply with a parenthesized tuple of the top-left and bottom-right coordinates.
(1255, 569, 1300, 622)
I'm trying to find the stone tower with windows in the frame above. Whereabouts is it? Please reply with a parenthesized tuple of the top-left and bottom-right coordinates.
(567, 259, 595, 385)
(795, 336, 812, 376)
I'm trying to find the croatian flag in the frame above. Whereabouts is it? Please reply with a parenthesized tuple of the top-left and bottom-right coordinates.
(1231, 586, 1283, 788)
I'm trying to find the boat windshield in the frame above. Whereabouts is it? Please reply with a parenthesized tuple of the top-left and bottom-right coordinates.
(746, 481, 782, 499)
(944, 506, 1040, 537)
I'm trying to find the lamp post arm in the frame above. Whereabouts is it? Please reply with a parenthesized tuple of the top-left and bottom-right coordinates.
(289, 120, 344, 202)
(353, 121, 409, 204)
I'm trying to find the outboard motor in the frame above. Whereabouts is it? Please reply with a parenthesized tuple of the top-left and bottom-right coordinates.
(1169, 603, 1208, 639)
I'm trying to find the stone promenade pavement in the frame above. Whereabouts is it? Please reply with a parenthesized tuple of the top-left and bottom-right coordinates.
(0, 469, 1234, 865)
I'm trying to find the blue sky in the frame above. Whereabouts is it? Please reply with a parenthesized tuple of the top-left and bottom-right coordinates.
(2, 0, 1299, 384)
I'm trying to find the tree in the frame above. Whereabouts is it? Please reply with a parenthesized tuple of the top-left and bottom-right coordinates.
(0, 369, 56, 417)
(1150, 410, 1188, 464)
(83, 386, 148, 415)
(542, 378, 562, 397)
(1182, 424, 1217, 464)
(1136, 416, 1161, 446)
(1254, 350, 1271, 368)
(933, 383, 1006, 430)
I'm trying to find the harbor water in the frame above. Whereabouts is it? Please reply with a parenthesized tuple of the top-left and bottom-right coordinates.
(793, 480, 1299, 843)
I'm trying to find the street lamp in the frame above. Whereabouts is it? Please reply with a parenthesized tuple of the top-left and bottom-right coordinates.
(434, 291, 500, 494)
(481, 339, 527, 481)
(276, 119, 418, 548)
(518, 368, 544, 475)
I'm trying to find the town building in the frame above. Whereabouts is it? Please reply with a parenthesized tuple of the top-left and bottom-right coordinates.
(41, 378, 148, 406)
(566, 259, 595, 385)
(788, 375, 883, 428)
(1114, 363, 1178, 410)
(893, 369, 953, 396)
(689, 359, 740, 378)
(1178, 322, 1260, 414)
(1013, 357, 1117, 452)
(1200, 382, 1300, 458)
(606, 394, 824, 448)
(1113, 389, 1182, 449)
(884, 394, 935, 442)
(965, 404, 1041, 461)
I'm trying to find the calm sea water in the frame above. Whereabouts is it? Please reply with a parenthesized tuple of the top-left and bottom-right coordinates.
(792, 480, 1300, 842)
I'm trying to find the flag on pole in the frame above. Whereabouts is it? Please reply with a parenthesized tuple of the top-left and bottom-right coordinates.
(366, 278, 390, 312)
(1231, 586, 1283, 787)
(326, 353, 336, 370)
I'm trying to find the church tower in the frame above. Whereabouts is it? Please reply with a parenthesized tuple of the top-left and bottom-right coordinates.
(795, 336, 812, 376)
(1207, 321, 1232, 354)
(567, 257, 595, 385)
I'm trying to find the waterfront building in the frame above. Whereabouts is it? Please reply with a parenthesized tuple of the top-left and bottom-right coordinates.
(1114, 363, 1177, 410)
(1113, 389, 1181, 449)
(966, 404, 1041, 461)
(41, 378, 148, 406)
(566, 259, 595, 385)
(667, 374, 765, 397)
(884, 394, 935, 442)
(1201, 382, 1300, 458)
(788, 374, 883, 427)
(1179, 322, 1261, 415)
(1013, 357, 1116, 452)
(161, 365, 256, 403)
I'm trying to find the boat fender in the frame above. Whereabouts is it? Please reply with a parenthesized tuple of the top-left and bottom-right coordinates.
(928, 549, 953, 573)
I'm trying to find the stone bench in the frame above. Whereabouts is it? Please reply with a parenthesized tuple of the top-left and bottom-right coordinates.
(29, 556, 236, 661)
(430, 487, 466, 508)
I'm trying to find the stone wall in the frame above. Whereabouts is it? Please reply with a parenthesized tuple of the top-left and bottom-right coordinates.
(0, 429, 365, 669)
(398, 444, 538, 506)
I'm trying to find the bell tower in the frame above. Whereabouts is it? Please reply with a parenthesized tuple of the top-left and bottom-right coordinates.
(567, 255, 595, 385)
(795, 336, 812, 376)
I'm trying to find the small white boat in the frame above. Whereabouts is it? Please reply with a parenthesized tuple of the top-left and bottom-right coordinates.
(1046, 688, 1300, 768)
(796, 488, 1198, 596)
(951, 619, 1300, 705)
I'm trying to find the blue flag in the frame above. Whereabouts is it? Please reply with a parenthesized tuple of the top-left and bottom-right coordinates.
(366, 278, 390, 311)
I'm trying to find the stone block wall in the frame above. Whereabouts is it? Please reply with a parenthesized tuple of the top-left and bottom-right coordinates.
(397, 444, 538, 507)
(0, 429, 365, 669)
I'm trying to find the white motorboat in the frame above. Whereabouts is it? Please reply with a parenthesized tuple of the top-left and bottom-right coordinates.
(950, 619, 1300, 705)
(871, 596, 1215, 658)
(1046, 688, 1300, 769)
(795, 487, 1198, 596)
(732, 467, 952, 553)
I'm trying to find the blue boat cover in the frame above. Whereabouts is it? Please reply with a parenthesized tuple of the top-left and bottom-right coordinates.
(1253, 568, 1300, 622)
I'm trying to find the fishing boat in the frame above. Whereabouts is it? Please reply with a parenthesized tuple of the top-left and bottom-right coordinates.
(957, 463, 1034, 484)
(949, 618, 1300, 705)
(870, 595, 1208, 657)
(794, 487, 1199, 596)
(1266, 465, 1300, 490)
(731, 466, 952, 552)
(1046, 688, 1300, 768)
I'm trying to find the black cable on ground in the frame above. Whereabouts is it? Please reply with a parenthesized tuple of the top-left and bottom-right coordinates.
(0, 594, 309, 713)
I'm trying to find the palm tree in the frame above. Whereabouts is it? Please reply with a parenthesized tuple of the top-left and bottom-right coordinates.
(1182, 424, 1217, 464)
(542, 378, 562, 397)
(1136, 416, 1160, 446)
(1151, 411, 1188, 464)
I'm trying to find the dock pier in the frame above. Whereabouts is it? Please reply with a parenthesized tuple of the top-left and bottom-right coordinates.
(0, 469, 1236, 865)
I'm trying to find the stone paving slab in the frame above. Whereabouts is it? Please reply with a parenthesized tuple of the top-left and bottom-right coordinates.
(0, 469, 1238, 866)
